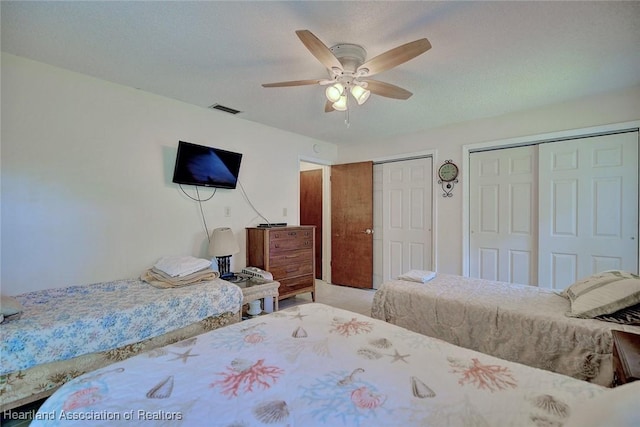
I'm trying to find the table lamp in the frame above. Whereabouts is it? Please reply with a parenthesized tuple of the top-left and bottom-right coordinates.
(209, 227, 240, 279)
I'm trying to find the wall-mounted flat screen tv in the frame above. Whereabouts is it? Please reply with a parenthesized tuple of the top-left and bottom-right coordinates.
(172, 141, 243, 189)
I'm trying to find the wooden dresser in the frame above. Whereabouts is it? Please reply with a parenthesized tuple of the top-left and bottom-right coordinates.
(246, 226, 316, 301)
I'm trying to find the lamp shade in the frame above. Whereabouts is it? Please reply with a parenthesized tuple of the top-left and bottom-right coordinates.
(325, 83, 344, 102)
(209, 227, 240, 257)
(351, 85, 371, 105)
(332, 94, 348, 111)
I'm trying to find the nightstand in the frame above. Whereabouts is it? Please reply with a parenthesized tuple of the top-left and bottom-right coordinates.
(612, 330, 640, 386)
(225, 274, 280, 316)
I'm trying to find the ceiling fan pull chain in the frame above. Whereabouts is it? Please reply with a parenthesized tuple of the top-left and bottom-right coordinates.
(345, 95, 351, 127)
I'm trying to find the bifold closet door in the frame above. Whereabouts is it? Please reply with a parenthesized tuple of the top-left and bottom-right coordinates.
(538, 132, 638, 290)
(469, 146, 538, 285)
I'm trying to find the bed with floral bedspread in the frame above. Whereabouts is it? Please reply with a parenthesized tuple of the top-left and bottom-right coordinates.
(371, 273, 640, 387)
(27, 303, 617, 426)
(0, 278, 242, 410)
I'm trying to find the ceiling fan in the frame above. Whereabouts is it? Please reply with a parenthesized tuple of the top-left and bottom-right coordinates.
(262, 30, 431, 113)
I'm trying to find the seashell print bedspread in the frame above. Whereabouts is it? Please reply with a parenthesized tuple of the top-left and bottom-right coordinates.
(371, 274, 640, 386)
(0, 278, 243, 375)
(31, 303, 605, 426)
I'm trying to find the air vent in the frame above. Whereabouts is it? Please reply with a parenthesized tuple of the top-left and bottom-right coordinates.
(208, 104, 242, 115)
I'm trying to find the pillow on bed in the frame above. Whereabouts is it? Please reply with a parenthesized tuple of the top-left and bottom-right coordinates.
(594, 302, 640, 325)
(564, 271, 640, 319)
(397, 270, 436, 283)
(1, 295, 24, 323)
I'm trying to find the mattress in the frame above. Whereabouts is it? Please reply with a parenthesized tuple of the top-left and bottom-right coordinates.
(0, 278, 242, 410)
(30, 303, 607, 426)
(0, 312, 238, 411)
(371, 273, 640, 386)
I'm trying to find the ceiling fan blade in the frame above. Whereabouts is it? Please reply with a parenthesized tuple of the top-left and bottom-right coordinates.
(364, 79, 413, 99)
(357, 38, 431, 77)
(296, 30, 343, 72)
(262, 79, 322, 88)
(324, 100, 335, 112)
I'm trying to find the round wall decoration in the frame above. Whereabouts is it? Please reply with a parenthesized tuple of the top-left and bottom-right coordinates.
(437, 160, 459, 197)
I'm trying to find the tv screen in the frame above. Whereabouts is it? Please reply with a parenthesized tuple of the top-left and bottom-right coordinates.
(172, 141, 242, 189)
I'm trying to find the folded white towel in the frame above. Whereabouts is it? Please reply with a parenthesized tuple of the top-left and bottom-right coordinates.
(397, 270, 436, 283)
(153, 255, 212, 277)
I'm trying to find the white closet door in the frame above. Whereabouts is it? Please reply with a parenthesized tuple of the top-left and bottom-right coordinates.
(538, 132, 639, 290)
(372, 165, 384, 289)
(469, 146, 538, 285)
(381, 158, 433, 282)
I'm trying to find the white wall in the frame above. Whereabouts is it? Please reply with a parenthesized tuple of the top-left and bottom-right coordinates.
(1, 54, 338, 295)
(338, 85, 640, 276)
(3, 53, 638, 294)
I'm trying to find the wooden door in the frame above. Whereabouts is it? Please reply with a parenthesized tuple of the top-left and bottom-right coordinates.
(331, 161, 374, 288)
(300, 169, 323, 279)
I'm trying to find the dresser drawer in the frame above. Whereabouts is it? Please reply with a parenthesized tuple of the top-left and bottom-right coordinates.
(269, 228, 313, 241)
(269, 249, 313, 268)
(270, 237, 313, 252)
(270, 262, 314, 280)
(279, 274, 315, 294)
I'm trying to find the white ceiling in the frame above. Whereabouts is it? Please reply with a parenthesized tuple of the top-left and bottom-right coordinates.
(2, 1, 639, 145)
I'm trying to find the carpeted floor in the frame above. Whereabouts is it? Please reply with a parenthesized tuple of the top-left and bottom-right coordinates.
(279, 279, 376, 316)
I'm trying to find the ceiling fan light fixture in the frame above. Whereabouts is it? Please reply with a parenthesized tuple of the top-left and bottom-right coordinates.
(263, 30, 431, 119)
(351, 84, 371, 105)
(332, 94, 348, 111)
(325, 83, 344, 102)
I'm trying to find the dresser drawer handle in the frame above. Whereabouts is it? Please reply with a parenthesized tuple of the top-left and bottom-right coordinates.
(285, 254, 300, 259)
(288, 232, 297, 236)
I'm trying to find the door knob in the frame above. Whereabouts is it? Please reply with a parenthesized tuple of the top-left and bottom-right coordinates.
(364, 228, 374, 234)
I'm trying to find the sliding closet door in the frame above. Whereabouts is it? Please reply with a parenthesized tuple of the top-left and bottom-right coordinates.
(380, 157, 433, 283)
(469, 130, 639, 289)
(469, 146, 538, 285)
(538, 132, 638, 289)
(372, 165, 384, 289)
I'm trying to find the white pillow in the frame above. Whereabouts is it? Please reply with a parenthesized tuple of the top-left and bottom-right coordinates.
(564, 271, 640, 318)
(1, 295, 24, 323)
(1, 295, 23, 316)
(397, 270, 436, 283)
(564, 381, 640, 427)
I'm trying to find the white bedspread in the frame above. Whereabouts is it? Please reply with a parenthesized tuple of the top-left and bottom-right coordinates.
(1, 278, 242, 375)
(31, 303, 606, 426)
(371, 273, 640, 386)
